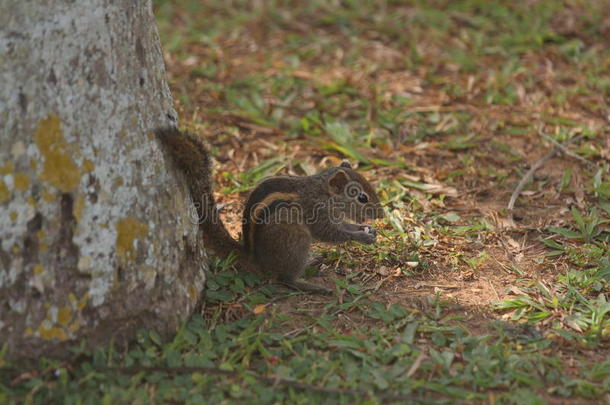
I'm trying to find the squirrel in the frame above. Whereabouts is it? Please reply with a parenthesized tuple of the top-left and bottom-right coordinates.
(156, 127, 384, 294)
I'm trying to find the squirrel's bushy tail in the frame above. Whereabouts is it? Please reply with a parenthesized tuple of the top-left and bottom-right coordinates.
(155, 127, 251, 270)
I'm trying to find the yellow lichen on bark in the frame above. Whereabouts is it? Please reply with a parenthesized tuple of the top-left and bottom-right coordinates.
(39, 325, 68, 341)
(74, 195, 86, 222)
(35, 115, 80, 192)
(69, 321, 80, 333)
(41, 187, 55, 203)
(0, 161, 14, 175)
(112, 176, 124, 190)
(0, 180, 9, 203)
(116, 217, 149, 262)
(188, 285, 198, 302)
(33, 264, 44, 275)
(77, 296, 88, 311)
(82, 159, 95, 172)
(57, 306, 72, 325)
(13, 173, 30, 191)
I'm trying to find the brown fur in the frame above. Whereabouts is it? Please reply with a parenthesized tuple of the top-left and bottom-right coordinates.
(248, 192, 299, 252)
(157, 128, 384, 294)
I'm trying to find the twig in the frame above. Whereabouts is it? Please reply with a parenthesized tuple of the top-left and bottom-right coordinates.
(99, 365, 437, 403)
(406, 352, 428, 378)
(538, 132, 595, 168)
(507, 136, 580, 222)
(405, 105, 476, 113)
(486, 278, 501, 301)
(507, 148, 559, 214)
(9, 362, 66, 386)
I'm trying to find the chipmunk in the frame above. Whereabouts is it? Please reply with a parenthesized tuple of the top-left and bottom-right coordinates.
(156, 127, 384, 294)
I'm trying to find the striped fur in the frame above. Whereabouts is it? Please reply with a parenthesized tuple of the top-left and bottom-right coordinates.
(246, 192, 299, 252)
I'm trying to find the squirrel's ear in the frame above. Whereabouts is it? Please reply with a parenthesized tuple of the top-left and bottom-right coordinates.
(328, 170, 349, 194)
(339, 160, 352, 169)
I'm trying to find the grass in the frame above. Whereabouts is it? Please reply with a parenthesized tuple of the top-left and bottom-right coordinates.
(3, 0, 609, 403)
(3, 262, 608, 403)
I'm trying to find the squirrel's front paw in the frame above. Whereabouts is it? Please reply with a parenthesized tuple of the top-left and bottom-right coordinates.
(361, 225, 376, 237)
(355, 226, 377, 244)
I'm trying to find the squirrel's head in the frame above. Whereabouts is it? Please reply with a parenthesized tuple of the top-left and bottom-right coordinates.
(325, 160, 384, 222)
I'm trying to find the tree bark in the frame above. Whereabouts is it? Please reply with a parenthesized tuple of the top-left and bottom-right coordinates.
(0, 1, 206, 360)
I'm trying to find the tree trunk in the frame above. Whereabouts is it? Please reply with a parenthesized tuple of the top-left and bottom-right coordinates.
(0, 1, 206, 360)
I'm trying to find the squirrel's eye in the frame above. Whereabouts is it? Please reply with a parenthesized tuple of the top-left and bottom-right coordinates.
(357, 193, 368, 203)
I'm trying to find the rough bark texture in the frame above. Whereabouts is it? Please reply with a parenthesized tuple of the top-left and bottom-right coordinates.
(0, 1, 206, 360)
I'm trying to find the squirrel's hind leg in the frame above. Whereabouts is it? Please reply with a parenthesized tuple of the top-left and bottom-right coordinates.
(254, 223, 330, 294)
